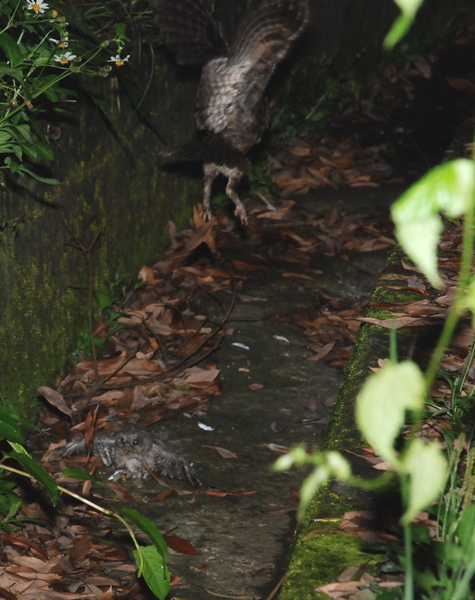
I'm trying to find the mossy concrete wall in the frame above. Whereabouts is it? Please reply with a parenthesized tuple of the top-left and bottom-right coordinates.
(0, 54, 199, 411)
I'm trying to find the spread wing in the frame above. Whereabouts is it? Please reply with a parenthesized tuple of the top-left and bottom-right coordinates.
(196, 0, 309, 151)
(155, 0, 228, 65)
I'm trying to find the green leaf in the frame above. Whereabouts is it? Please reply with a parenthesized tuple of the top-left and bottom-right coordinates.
(298, 464, 331, 518)
(12, 124, 34, 144)
(274, 445, 309, 470)
(21, 144, 38, 159)
(456, 504, 475, 555)
(391, 159, 475, 288)
(16, 164, 60, 185)
(115, 23, 127, 39)
(8, 448, 58, 505)
(94, 290, 112, 312)
(384, 13, 414, 49)
(0, 406, 34, 428)
(356, 360, 425, 468)
(400, 439, 448, 524)
(61, 468, 98, 481)
(0, 65, 24, 83)
(0, 33, 23, 67)
(121, 507, 169, 559)
(0, 131, 13, 144)
(391, 0, 422, 15)
(133, 545, 170, 600)
(0, 420, 24, 444)
(4, 157, 22, 173)
(384, 0, 424, 48)
(1, 494, 22, 521)
(33, 141, 54, 162)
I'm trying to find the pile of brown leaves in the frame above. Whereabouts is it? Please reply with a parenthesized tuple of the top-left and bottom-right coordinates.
(271, 135, 396, 197)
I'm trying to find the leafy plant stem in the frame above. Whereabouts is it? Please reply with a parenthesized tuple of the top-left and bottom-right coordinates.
(0, 70, 72, 126)
(424, 203, 475, 392)
(0, 461, 144, 568)
(0, 4, 20, 36)
(0, 463, 34, 480)
(57, 484, 145, 566)
(401, 473, 414, 600)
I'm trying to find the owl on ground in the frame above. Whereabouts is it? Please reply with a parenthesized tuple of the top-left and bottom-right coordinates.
(156, 0, 310, 223)
(62, 424, 207, 488)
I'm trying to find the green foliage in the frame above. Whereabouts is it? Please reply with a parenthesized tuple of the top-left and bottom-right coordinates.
(275, 448, 353, 518)
(0, 0, 147, 185)
(0, 405, 28, 443)
(0, 407, 31, 530)
(413, 441, 475, 600)
(133, 546, 171, 600)
(121, 507, 169, 560)
(357, 361, 447, 525)
(0, 472, 23, 532)
(9, 443, 59, 504)
(391, 159, 475, 289)
(124, 507, 171, 599)
(248, 160, 280, 197)
(278, 139, 475, 594)
(356, 361, 425, 468)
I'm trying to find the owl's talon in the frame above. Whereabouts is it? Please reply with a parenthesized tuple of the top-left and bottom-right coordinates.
(234, 205, 248, 225)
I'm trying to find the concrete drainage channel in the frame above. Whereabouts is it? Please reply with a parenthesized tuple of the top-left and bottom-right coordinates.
(104, 186, 402, 600)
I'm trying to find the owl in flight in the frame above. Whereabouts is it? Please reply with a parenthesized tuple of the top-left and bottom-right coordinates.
(156, 0, 310, 223)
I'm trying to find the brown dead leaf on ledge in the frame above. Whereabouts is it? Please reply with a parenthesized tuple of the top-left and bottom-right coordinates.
(317, 572, 403, 599)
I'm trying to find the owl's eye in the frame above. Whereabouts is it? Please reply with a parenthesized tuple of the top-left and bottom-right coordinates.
(119, 437, 126, 445)
(133, 439, 140, 445)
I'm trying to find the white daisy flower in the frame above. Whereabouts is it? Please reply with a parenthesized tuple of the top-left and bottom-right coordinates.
(54, 51, 77, 64)
(26, 1, 49, 13)
(50, 37, 69, 48)
(107, 54, 130, 66)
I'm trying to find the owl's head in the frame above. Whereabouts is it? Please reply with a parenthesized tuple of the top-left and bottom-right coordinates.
(115, 424, 154, 453)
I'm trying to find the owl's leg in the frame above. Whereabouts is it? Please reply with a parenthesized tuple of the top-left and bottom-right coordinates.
(225, 169, 247, 225)
(204, 163, 248, 224)
(203, 164, 218, 221)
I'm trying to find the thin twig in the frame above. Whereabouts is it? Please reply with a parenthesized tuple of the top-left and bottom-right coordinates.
(61, 215, 102, 379)
(86, 351, 136, 398)
(92, 271, 237, 392)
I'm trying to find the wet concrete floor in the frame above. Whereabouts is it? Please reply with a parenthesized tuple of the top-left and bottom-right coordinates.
(112, 186, 403, 599)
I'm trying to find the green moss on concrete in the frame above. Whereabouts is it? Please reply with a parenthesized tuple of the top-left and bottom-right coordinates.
(279, 518, 384, 600)
(278, 247, 429, 598)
